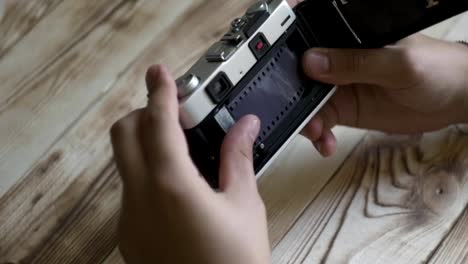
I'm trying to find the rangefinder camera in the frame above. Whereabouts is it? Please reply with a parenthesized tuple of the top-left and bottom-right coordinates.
(176, 0, 468, 188)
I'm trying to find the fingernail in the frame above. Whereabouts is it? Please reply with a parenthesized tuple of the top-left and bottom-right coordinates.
(247, 117, 261, 141)
(305, 51, 330, 75)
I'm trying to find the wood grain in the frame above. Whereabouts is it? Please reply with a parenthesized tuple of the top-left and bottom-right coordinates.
(0, 0, 124, 195)
(272, 130, 468, 263)
(0, 0, 201, 196)
(0, 0, 63, 59)
(428, 207, 468, 264)
(0, 0, 202, 260)
(24, 163, 121, 264)
(0, 0, 256, 262)
(0, 0, 467, 263)
(260, 130, 365, 247)
(0, 0, 123, 108)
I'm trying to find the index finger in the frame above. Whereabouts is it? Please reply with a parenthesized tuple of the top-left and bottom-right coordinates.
(144, 65, 215, 197)
(143, 65, 194, 177)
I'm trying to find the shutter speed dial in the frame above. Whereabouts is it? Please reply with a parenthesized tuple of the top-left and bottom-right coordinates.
(246, 1, 269, 15)
(231, 17, 247, 32)
(177, 74, 200, 98)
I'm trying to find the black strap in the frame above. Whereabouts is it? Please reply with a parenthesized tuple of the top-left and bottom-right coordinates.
(294, 0, 468, 48)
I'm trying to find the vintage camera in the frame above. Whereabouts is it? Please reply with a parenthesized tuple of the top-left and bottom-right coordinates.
(177, 0, 468, 188)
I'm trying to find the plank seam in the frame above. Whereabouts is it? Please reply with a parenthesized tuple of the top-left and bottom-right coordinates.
(271, 135, 367, 251)
(0, 0, 127, 115)
(425, 204, 468, 263)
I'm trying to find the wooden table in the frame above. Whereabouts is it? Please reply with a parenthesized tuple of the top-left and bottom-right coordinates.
(1, 0, 468, 263)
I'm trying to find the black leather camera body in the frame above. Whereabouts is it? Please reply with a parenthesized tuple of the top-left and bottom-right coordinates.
(176, 0, 468, 188)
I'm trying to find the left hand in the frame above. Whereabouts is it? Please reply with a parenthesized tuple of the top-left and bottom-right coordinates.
(110, 65, 270, 264)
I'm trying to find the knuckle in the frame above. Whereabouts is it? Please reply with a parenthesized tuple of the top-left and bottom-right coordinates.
(347, 51, 368, 73)
(399, 46, 425, 79)
(146, 107, 162, 122)
(145, 108, 167, 128)
(146, 102, 174, 125)
(110, 110, 143, 138)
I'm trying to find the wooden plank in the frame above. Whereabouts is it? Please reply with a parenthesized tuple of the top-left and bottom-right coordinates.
(272, 130, 468, 263)
(260, 129, 365, 247)
(0, 0, 125, 195)
(0, 0, 201, 196)
(0, 0, 64, 59)
(0, 2, 465, 264)
(428, 208, 468, 264)
(0, 0, 123, 107)
(24, 163, 121, 264)
(0, 0, 257, 262)
(444, 12, 468, 41)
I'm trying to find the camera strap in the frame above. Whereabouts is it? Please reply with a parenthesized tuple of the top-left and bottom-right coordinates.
(294, 0, 468, 48)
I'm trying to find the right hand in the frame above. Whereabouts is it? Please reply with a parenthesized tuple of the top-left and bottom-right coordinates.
(301, 34, 468, 157)
(111, 65, 270, 264)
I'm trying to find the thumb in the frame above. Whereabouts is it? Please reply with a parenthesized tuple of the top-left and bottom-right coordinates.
(302, 47, 407, 86)
(219, 115, 261, 198)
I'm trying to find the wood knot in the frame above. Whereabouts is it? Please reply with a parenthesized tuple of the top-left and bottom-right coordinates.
(31, 192, 44, 206)
(34, 150, 63, 177)
(422, 171, 460, 215)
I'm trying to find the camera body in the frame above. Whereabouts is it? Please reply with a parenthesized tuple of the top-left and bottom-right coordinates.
(177, 0, 468, 188)
(177, 0, 330, 188)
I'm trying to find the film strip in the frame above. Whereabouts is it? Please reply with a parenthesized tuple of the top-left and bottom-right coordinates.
(227, 45, 306, 147)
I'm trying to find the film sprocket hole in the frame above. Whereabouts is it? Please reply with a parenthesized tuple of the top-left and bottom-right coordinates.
(176, 0, 468, 188)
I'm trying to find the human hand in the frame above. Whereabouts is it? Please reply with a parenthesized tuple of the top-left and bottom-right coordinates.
(301, 34, 468, 157)
(287, 0, 303, 8)
(110, 65, 270, 264)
